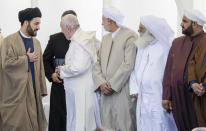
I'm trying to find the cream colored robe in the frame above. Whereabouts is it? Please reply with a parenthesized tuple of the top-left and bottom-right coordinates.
(0, 33, 3, 129)
(0, 32, 47, 131)
(93, 28, 137, 131)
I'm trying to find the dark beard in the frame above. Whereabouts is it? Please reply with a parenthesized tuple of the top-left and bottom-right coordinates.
(182, 23, 193, 36)
(26, 23, 37, 37)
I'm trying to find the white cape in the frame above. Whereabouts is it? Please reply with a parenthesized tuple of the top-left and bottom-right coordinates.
(60, 28, 101, 131)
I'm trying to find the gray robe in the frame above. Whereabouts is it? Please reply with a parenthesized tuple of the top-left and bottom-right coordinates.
(93, 28, 137, 131)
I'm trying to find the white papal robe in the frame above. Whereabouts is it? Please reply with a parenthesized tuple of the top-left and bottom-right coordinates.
(60, 28, 101, 131)
(129, 40, 177, 131)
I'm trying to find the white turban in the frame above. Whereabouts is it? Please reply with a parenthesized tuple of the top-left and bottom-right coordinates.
(184, 9, 206, 27)
(140, 15, 174, 47)
(103, 6, 124, 25)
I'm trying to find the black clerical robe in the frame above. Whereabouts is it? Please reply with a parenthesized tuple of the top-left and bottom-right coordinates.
(43, 32, 70, 131)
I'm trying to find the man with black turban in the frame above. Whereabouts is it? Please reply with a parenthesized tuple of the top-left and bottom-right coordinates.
(0, 7, 47, 131)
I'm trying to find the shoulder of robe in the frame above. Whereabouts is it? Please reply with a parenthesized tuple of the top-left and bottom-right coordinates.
(102, 32, 112, 40)
(202, 33, 206, 40)
(4, 32, 18, 40)
(50, 32, 64, 40)
(171, 35, 186, 48)
(173, 36, 185, 43)
(198, 34, 206, 47)
(2, 32, 19, 46)
(120, 28, 138, 40)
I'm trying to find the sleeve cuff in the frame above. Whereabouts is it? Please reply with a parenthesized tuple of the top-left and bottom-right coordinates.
(42, 94, 48, 97)
(202, 82, 206, 90)
(189, 80, 198, 92)
(162, 86, 172, 101)
(26, 54, 30, 62)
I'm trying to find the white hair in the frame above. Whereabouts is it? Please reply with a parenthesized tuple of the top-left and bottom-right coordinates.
(135, 30, 155, 48)
(62, 14, 79, 29)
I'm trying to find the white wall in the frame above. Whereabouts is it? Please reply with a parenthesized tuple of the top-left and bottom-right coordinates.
(37, 0, 102, 50)
(104, 0, 177, 36)
(194, 0, 206, 32)
(0, 0, 30, 37)
(0, 0, 102, 44)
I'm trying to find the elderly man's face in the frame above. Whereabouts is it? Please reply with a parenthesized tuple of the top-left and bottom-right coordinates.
(60, 20, 73, 40)
(181, 16, 194, 36)
(138, 23, 147, 36)
(60, 19, 65, 33)
(102, 16, 111, 32)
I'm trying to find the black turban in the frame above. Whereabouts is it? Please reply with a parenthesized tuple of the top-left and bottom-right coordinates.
(18, 7, 42, 25)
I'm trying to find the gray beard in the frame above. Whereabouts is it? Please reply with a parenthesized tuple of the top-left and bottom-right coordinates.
(135, 31, 155, 49)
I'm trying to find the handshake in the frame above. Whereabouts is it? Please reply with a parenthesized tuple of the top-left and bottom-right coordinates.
(55, 66, 61, 75)
(51, 66, 63, 83)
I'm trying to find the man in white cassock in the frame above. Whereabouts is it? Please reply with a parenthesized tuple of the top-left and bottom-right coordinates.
(56, 14, 101, 131)
(129, 15, 177, 131)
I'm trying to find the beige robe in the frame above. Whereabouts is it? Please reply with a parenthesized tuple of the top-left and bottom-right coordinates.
(0, 34, 3, 130)
(0, 32, 47, 131)
(93, 28, 137, 131)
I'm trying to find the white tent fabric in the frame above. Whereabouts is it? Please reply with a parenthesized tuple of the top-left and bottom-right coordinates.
(103, 0, 177, 35)
(31, 0, 39, 7)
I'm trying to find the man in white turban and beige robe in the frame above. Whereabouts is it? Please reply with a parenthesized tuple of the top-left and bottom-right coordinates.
(129, 15, 177, 131)
(93, 6, 138, 131)
(56, 14, 101, 131)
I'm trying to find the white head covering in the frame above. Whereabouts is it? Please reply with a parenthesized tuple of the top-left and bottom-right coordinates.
(184, 9, 206, 28)
(140, 15, 174, 47)
(103, 6, 124, 26)
(71, 28, 100, 63)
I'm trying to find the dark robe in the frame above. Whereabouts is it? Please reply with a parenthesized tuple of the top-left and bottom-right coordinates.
(188, 32, 206, 127)
(162, 32, 206, 131)
(43, 32, 70, 131)
(19, 32, 37, 97)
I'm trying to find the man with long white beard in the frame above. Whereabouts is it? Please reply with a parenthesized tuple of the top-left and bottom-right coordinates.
(129, 15, 177, 131)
